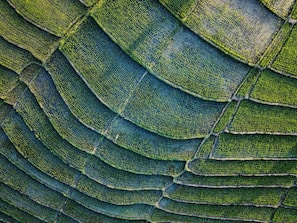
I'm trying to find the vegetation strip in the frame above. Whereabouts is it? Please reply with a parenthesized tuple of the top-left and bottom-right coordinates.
(7, 0, 86, 37)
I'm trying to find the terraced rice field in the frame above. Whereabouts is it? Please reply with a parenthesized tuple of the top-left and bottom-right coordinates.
(0, 0, 296, 222)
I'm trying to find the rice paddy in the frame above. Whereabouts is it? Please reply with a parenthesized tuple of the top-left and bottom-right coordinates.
(0, 0, 296, 222)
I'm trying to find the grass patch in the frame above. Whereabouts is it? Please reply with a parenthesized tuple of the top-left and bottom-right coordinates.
(0, 155, 65, 210)
(91, 0, 179, 66)
(230, 100, 297, 133)
(106, 117, 201, 161)
(251, 69, 297, 106)
(154, 27, 250, 101)
(0, 37, 38, 74)
(165, 184, 283, 206)
(46, 51, 115, 134)
(214, 133, 297, 158)
(0, 1, 58, 61)
(1, 110, 80, 187)
(0, 183, 59, 222)
(29, 68, 102, 153)
(96, 138, 184, 176)
(185, 0, 281, 63)
(159, 198, 274, 221)
(123, 74, 225, 139)
(272, 25, 297, 75)
(60, 17, 145, 113)
(273, 207, 297, 223)
(77, 175, 161, 206)
(177, 172, 295, 187)
(8, 0, 86, 36)
(188, 159, 297, 175)
(84, 156, 172, 190)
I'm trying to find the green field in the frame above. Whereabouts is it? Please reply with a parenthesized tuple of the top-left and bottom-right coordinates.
(60, 18, 146, 114)
(76, 175, 162, 206)
(292, 3, 297, 19)
(123, 74, 225, 139)
(0, 183, 59, 222)
(259, 23, 292, 67)
(213, 101, 237, 133)
(250, 69, 297, 106)
(15, 88, 89, 170)
(0, 198, 45, 223)
(29, 68, 102, 153)
(2, 111, 80, 187)
(4, 81, 27, 105)
(230, 100, 297, 133)
(92, 0, 250, 101)
(159, 198, 274, 221)
(19, 63, 42, 84)
(92, 0, 178, 67)
(46, 51, 115, 134)
(8, 0, 86, 36)
(158, 0, 196, 19)
(96, 139, 185, 176)
(63, 199, 147, 223)
(105, 117, 201, 161)
(214, 133, 297, 158)
(70, 190, 152, 219)
(0, 129, 73, 196)
(283, 187, 297, 207)
(1, 0, 297, 222)
(151, 208, 235, 223)
(153, 27, 250, 101)
(79, 0, 97, 7)
(0, 155, 65, 210)
(0, 66, 18, 100)
(272, 25, 297, 76)
(195, 135, 216, 158)
(84, 156, 172, 190)
(260, 0, 295, 18)
(273, 207, 297, 223)
(0, 37, 38, 74)
(189, 159, 297, 175)
(0, 1, 58, 61)
(176, 172, 295, 188)
(165, 184, 284, 206)
(184, 0, 282, 64)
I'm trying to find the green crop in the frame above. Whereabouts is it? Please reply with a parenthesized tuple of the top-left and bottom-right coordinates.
(0, 0, 297, 222)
